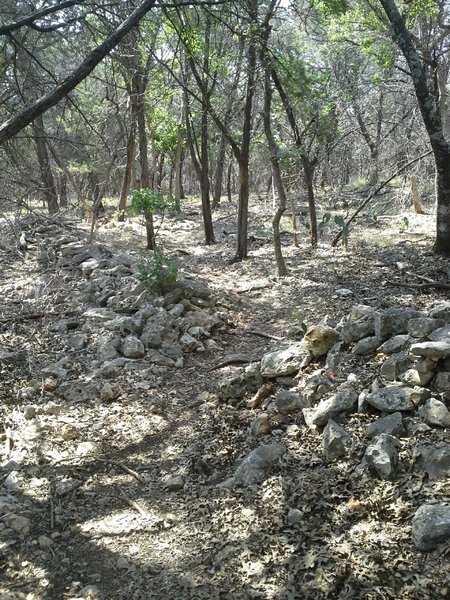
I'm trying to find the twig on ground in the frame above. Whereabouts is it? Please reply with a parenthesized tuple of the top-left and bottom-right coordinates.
(119, 488, 148, 517)
(97, 458, 146, 483)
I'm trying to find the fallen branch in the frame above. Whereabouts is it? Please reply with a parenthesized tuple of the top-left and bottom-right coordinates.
(119, 488, 148, 517)
(243, 329, 281, 341)
(211, 354, 254, 370)
(331, 149, 433, 247)
(97, 458, 146, 484)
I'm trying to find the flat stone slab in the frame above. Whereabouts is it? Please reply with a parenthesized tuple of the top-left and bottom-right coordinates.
(412, 504, 450, 551)
(260, 342, 312, 378)
(410, 341, 450, 359)
(366, 386, 416, 412)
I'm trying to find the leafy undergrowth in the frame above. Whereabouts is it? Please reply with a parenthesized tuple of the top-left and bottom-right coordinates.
(0, 196, 449, 600)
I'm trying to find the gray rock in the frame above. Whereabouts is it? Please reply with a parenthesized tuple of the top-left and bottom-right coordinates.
(429, 301, 450, 322)
(323, 420, 351, 460)
(410, 341, 450, 360)
(234, 443, 286, 487)
(400, 368, 433, 387)
(414, 357, 438, 373)
(5, 514, 30, 535)
(260, 342, 312, 378)
(59, 380, 98, 403)
(179, 333, 201, 352)
(302, 325, 340, 357)
(243, 363, 263, 392)
(163, 475, 184, 491)
(380, 351, 411, 382)
(286, 508, 302, 526)
(251, 413, 270, 436)
(433, 372, 450, 399)
(428, 324, 450, 341)
(122, 335, 145, 359)
(96, 336, 120, 363)
(374, 308, 424, 340)
(296, 371, 334, 404)
(218, 371, 247, 401)
(67, 333, 88, 350)
(274, 390, 308, 414)
(415, 443, 450, 480)
(408, 318, 444, 338)
(83, 307, 117, 322)
(146, 349, 175, 367)
(412, 504, 450, 551)
(377, 335, 410, 355)
(364, 433, 399, 480)
(303, 385, 358, 428)
(366, 386, 417, 412)
(42, 358, 69, 379)
(352, 336, 382, 355)
(366, 412, 406, 439)
(418, 398, 450, 427)
(341, 314, 375, 343)
(349, 304, 376, 321)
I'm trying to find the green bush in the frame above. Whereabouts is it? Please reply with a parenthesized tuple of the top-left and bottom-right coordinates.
(138, 247, 178, 295)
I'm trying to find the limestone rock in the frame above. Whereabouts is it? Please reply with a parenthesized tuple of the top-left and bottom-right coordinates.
(408, 318, 444, 338)
(122, 335, 145, 358)
(260, 342, 312, 378)
(412, 504, 450, 551)
(366, 386, 416, 412)
(377, 335, 410, 355)
(418, 398, 450, 427)
(428, 324, 450, 341)
(251, 413, 270, 436)
(233, 443, 286, 487)
(400, 368, 433, 387)
(366, 412, 406, 439)
(410, 341, 450, 360)
(352, 336, 382, 355)
(323, 420, 351, 460)
(163, 475, 184, 491)
(303, 386, 358, 428)
(302, 325, 340, 357)
(374, 308, 424, 340)
(429, 301, 450, 322)
(341, 314, 374, 344)
(380, 351, 411, 382)
(433, 372, 450, 399)
(364, 434, 399, 480)
(415, 443, 450, 480)
(59, 380, 98, 403)
(274, 390, 308, 414)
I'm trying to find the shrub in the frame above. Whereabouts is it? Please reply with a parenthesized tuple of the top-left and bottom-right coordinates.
(138, 247, 178, 295)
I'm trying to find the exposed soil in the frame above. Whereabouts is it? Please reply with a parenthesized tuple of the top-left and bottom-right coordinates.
(0, 194, 449, 600)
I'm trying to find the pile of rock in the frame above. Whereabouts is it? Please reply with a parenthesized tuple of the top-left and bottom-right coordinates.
(217, 303, 450, 552)
(35, 235, 228, 401)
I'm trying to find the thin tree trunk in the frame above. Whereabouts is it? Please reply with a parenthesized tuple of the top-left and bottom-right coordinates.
(212, 133, 227, 209)
(32, 113, 59, 215)
(301, 156, 318, 247)
(118, 118, 136, 221)
(262, 68, 288, 276)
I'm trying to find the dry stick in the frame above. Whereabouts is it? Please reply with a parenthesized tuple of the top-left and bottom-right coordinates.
(244, 329, 281, 341)
(119, 488, 148, 517)
(331, 149, 433, 247)
(49, 497, 55, 530)
(96, 458, 146, 484)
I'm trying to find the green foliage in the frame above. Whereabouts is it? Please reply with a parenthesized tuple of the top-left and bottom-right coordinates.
(130, 188, 178, 217)
(138, 247, 178, 295)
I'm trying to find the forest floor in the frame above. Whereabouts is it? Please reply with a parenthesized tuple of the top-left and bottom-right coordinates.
(0, 189, 449, 600)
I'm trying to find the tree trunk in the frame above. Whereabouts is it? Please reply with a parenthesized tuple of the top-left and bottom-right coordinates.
(262, 68, 288, 276)
(118, 117, 137, 221)
(379, 0, 450, 255)
(410, 174, 425, 214)
(301, 156, 318, 247)
(212, 132, 227, 209)
(32, 113, 59, 215)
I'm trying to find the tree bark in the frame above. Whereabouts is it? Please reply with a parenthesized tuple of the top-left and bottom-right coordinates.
(118, 117, 137, 221)
(379, 0, 450, 255)
(32, 114, 59, 215)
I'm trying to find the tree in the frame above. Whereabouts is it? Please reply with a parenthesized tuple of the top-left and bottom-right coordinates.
(378, 0, 450, 255)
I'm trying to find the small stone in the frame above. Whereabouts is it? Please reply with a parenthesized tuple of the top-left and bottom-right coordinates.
(38, 535, 54, 548)
(41, 401, 61, 415)
(415, 443, 450, 480)
(408, 318, 444, 338)
(43, 377, 58, 391)
(303, 386, 358, 428)
(6, 514, 31, 534)
(341, 314, 375, 343)
(251, 413, 270, 436)
(163, 475, 184, 491)
(352, 336, 382, 355)
(366, 412, 406, 439)
(55, 478, 79, 496)
(412, 504, 450, 551)
(302, 325, 340, 357)
(400, 368, 433, 387)
(377, 335, 410, 355)
(274, 390, 307, 414)
(366, 386, 416, 412)
(23, 405, 36, 419)
(100, 383, 115, 402)
(233, 443, 286, 487)
(116, 557, 130, 570)
(4, 471, 21, 491)
(60, 423, 80, 441)
(364, 434, 399, 480)
(287, 508, 302, 526)
(260, 342, 312, 378)
(433, 372, 450, 399)
(418, 398, 450, 427)
(322, 420, 351, 460)
(122, 335, 145, 359)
